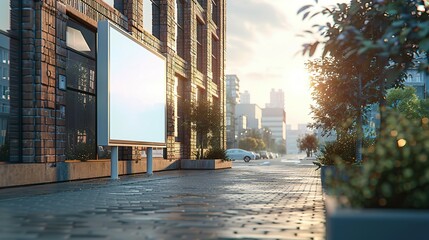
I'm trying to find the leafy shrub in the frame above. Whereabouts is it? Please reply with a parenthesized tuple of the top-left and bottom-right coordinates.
(334, 109, 429, 209)
(204, 148, 230, 161)
(318, 135, 374, 165)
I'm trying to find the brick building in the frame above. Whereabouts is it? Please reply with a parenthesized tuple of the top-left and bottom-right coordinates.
(0, 0, 226, 187)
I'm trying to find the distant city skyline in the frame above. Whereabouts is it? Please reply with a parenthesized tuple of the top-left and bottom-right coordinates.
(226, 0, 348, 126)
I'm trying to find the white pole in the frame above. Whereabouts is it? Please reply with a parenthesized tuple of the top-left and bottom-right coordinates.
(147, 147, 153, 176)
(111, 146, 119, 179)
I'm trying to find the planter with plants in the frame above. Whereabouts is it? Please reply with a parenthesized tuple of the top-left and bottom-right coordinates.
(317, 134, 374, 192)
(325, 110, 429, 240)
(180, 99, 232, 170)
(181, 148, 232, 170)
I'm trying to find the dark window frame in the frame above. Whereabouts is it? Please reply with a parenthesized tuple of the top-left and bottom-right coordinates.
(143, 0, 161, 39)
(0, 0, 22, 162)
(65, 18, 98, 160)
(175, 0, 185, 58)
(196, 19, 205, 73)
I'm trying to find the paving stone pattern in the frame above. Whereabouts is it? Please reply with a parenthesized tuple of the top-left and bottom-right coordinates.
(0, 158, 325, 240)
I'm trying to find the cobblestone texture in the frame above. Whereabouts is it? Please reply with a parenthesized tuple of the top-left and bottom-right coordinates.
(0, 157, 324, 239)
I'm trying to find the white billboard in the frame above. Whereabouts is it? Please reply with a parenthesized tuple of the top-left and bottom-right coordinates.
(97, 20, 166, 147)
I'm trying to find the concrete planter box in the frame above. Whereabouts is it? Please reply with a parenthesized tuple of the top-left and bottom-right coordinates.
(325, 196, 429, 240)
(180, 159, 232, 170)
(321, 165, 361, 193)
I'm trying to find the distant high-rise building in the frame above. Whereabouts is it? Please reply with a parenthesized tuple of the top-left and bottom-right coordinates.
(240, 90, 251, 104)
(286, 124, 313, 154)
(262, 108, 286, 145)
(235, 104, 263, 130)
(226, 75, 241, 148)
(266, 89, 285, 109)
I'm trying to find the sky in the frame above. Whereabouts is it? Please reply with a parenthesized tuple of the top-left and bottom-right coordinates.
(226, 0, 347, 128)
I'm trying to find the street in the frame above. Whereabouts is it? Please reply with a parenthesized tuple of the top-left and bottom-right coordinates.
(0, 155, 325, 240)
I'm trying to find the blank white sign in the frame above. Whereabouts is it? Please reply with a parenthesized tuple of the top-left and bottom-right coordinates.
(97, 20, 166, 146)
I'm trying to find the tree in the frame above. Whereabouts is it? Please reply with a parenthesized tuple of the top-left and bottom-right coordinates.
(186, 99, 224, 159)
(261, 127, 274, 151)
(307, 57, 373, 137)
(386, 86, 421, 119)
(299, 0, 425, 107)
(297, 134, 318, 157)
(299, 1, 412, 162)
(239, 137, 258, 151)
(386, 86, 429, 119)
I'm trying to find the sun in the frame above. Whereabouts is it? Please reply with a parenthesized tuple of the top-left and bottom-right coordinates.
(286, 68, 310, 93)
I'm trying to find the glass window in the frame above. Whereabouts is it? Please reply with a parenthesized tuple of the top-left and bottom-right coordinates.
(66, 20, 96, 58)
(67, 51, 96, 94)
(211, 35, 219, 84)
(0, 1, 10, 32)
(0, 1, 19, 162)
(2, 86, 9, 100)
(174, 76, 185, 140)
(175, 0, 185, 58)
(197, 0, 205, 7)
(197, 20, 205, 73)
(65, 92, 96, 160)
(3, 67, 8, 80)
(66, 19, 97, 160)
(3, 50, 8, 64)
(211, 0, 218, 25)
(143, 0, 161, 39)
(102, 0, 115, 8)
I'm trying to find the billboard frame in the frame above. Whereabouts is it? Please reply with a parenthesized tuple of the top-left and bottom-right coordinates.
(97, 20, 167, 147)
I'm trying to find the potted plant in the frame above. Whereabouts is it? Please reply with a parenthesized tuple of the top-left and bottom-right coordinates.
(180, 99, 232, 170)
(298, 1, 429, 238)
(325, 110, 429, 240)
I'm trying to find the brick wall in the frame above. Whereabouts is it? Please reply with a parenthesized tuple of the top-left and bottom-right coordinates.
(14, 0, 225, 163)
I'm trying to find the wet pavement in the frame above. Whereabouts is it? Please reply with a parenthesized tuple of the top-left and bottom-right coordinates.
(0, 156, 325, 240)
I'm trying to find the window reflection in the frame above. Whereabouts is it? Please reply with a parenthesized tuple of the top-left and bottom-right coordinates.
(67, 51, 96, 94)
(65, 92, 96, 160)
(175, 0, 185, 58)
(102, 0, 115, 8)
(66, 20, 96, 58)
(0, 1, 10, 32)
(143, 0, 161, 39)
(66, 19, 96, 160)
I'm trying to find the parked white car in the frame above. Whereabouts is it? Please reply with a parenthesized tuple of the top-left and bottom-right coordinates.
(226, 149, 256, 162)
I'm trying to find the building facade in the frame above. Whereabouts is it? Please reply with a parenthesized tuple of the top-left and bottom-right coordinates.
(262, 108, 286, 144)
(404, 68, 429, 99)
(0, 0, 226, 187)
(225, 74, 240, 148)
(286, 124, 312, 155)
(240, 90, 250, 104)
(265, 88, 284, 109)
(235, 103, 262, 130)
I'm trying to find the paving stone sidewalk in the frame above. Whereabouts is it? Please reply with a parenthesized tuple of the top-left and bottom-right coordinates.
(0, 158, 325, 240)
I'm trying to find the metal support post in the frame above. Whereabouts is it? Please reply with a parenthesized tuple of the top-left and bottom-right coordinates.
(147, 147, 153, 176)
(111, 146, 119, 179)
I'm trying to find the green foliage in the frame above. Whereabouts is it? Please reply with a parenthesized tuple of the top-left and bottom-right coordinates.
(185, 99, 224, 159)
(204, 148, 230, 161)
(334, 109, 429, 209)
(239, 128, 267, 151)
(239, 137, 258, 151)
(387, 86, 428, 119)
(306, 57, 379, 135)
(318, 134, 375, 165)
(297, 133, 318, 157)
